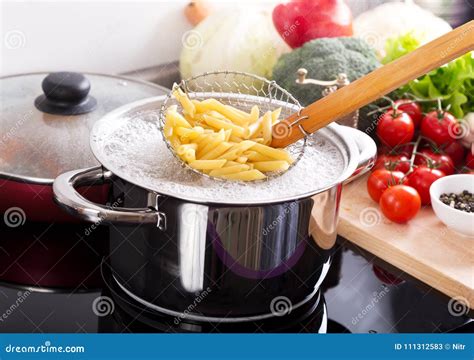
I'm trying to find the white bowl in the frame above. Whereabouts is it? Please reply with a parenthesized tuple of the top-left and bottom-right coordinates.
(430, 174, 474, 237)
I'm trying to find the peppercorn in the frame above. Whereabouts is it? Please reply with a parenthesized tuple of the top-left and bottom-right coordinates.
(440, 191, 474, 213)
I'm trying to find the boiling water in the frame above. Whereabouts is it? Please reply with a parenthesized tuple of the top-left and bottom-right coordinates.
(92, 111, 346, 204)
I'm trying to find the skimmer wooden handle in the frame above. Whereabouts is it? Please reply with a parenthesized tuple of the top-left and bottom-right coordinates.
(271, 21, 474, 148)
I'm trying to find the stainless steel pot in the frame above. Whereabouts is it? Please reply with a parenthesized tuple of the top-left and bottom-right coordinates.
(53, 96, 376, 322)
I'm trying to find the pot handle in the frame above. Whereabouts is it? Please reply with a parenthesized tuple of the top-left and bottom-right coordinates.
(340, 126, 377, 184)
(53, 166, 166, 229)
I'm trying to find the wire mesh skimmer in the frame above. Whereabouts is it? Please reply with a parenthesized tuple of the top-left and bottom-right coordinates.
(158, 71, 307, 181)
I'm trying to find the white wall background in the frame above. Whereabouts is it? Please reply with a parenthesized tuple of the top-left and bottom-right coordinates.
(1, 0, 193, 75)
(1, 0, 291, 76)
(1, 0, 390, 77)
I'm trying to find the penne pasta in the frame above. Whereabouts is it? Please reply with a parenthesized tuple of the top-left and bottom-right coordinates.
(218, 140, 256, 160)
(177, 143, 198, 154)
(196, 130, 226, 158)
(189, 159, 227, 170)
(249, 105, 260, 124)
(228, 105, 250, 118)
(229, 135, 244, 143)
(202, 114, 247, 138)
(224, 160, 241, 167)
(195, 133, 214, 148)
(209, 164, 250, 176)
(191, 99, 206, 113)
(271, 107, 282, 124)
(252, 160, 290, 172)
(208, 110, 228, 120)
(166, 109, 192, 129)
(173, 87, 196, 118)
(244, 151, 273, 162)
(163, 120, 174, 138)
(248, 117, 263, 139)
(168, 135, 181, 150)
(175, 126, 204, 140)
(200, 99, 249, 125)
(251, 143, 294, 163)
(200, 142, 233, 160)
(164, 91, 294, 181)
(261, 111, 273, 145)
(181, 148, 196, 163)
(220, 169, 266, 181)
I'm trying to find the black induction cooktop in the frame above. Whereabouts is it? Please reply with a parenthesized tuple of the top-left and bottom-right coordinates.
(0, 221, 470, 333)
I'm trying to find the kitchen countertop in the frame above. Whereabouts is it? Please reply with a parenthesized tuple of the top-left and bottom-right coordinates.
(335, 174, 474, 310)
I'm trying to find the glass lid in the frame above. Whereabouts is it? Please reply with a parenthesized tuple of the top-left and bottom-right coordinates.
(90, 96, 357, 205)
(0, 72, 168, 182)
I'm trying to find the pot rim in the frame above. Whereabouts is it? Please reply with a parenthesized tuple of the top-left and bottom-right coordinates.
(90, 95, 361, 205)
(0, 71, 169, 185)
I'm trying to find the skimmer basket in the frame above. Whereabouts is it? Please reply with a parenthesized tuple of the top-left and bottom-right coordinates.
(159, 71, 307, 181)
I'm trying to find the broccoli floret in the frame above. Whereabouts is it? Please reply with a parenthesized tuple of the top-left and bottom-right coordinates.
(272, 37, 380, 106)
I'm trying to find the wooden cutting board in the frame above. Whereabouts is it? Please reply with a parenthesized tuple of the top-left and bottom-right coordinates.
(333, 174, 474, 309)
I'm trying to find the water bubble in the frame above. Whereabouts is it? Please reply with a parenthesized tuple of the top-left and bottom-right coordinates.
(93, 109, 346, 204)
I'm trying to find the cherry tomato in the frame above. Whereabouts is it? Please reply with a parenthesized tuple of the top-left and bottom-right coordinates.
(407, 166, 445, 205)
(379, 185, 421, 223)
(389, 100, 423, 128)
(420, 110, 458, 147)
(376, 111, 415, 148)
(374, 154, 411, 173)
(367, 169, 407, 202)
(466, 152, 474, 169)
(414, 148, 454, 175)
(443, 141, 466, 167)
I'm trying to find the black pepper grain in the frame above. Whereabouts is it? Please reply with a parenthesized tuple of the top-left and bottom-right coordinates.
(439, 190, 474, 213)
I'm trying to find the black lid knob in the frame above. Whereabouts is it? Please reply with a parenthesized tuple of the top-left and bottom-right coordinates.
(35, 72, 97, 115)
(42, 72, 90, 102)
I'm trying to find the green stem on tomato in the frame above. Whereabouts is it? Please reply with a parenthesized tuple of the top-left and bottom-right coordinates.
(389, 141, 417, 155)
(381, 95, 395, 105)
(413, 151, 436, 168)
(404, 135, 423, 178)
(389, 171, 398, 186)
(366, 96, 397, 117)
(367, 95, 444, 117)
(366, 105, 390, 117)
(436, 98, 445, 120)
(404, 93, 442, 103)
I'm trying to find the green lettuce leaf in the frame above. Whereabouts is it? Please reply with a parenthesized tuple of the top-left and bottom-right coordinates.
(384, 32, 474, 118)
(382, 32, 420, 65)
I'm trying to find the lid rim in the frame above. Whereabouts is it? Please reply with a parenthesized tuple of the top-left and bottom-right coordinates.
(0, 71, 170, 93)
(0, 171, 53, 185)
(1, 71, 169, 180)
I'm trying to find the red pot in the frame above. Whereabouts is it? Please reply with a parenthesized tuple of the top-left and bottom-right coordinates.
(0, 177, 109, 222)
(0, 72, 168, 222)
